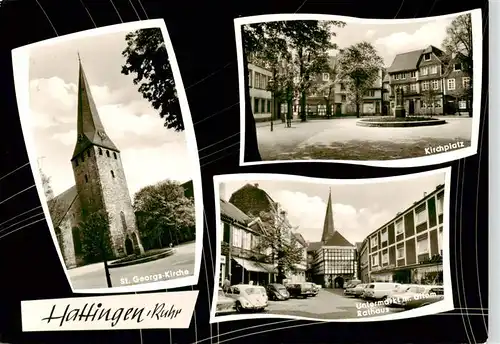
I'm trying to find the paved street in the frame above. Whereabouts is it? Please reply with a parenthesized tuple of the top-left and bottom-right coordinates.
(263, 289, 404, 320)
(255, 117, 473, 161)
(68, 242, 196, 290)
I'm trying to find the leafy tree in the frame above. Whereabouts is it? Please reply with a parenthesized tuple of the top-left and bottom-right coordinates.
(253, 210, 305, 283)
(134, 180, 195, 249)
(121, 28, 183, 131)
(337, 42, 384, 118)
(78, 210, 113, 264)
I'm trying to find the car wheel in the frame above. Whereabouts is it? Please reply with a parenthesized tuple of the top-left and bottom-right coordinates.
(235, 302, 243, 313)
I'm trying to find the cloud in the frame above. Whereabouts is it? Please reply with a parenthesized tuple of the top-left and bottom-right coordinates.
(272, 190, 394, 244)
(374, 20, 451, 65)
(365, 29, 376, 39)
(51, 130, 77, 146)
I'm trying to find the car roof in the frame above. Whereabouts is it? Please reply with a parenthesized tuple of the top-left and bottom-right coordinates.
(233, 284, 264, 288)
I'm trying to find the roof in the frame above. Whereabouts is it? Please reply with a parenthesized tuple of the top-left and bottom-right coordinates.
(293, 232, 307, 247)
(323, 231, 354, 247)
(72, 60, 119, 159)
(220, 199, 251, 225)
(307, 241, 323, 252)
(51, 185, 78, 211)
(229, 183, 275, 217)
(387, 49, 423, 73)
(321, 189, 335, 242)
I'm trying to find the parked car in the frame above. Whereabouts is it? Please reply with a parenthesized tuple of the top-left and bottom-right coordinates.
(215, 288, 236, 314)
(390, 285, 444, 309)
(225, 284, 268, 312)
(286, 282, 315, 298)
(363, 282, 403, 300)
(314, 284, 322, 290)
(306, 282, 319, 296)
(344, 283, 367, 297)
(266, 283, 290, 301)
(344, 279, 362, 289)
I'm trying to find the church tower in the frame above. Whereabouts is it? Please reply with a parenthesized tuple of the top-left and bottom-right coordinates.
(321, 188, 335, 244)
(71, 56, 144, 259)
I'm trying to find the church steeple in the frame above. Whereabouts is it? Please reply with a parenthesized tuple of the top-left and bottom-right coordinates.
(72, 56, 118, 160)
(321, 188, 335, 243)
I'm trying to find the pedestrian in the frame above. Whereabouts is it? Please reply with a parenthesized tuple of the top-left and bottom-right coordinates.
(222, 277, 231, 293)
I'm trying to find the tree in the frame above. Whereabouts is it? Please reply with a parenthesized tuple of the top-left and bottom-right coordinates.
(134, 180, 195, 249)
(78, 210, 113, 265)
(121, 28, 183, 131)
(421, 89, 439, 116)
(253, 210, 305, 283)
(317, 64, 339, 118)
(337, 42, 384, 118)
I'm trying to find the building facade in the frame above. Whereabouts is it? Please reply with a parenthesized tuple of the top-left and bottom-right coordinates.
(307, 189, 357, 288)
(228, 184, 308, 282)
(248, 63, 273, 122)
(387, 45, 472, 116)
(219, 199, 275, 286)
(362, 184, 445, 284)
(50, 60, 144, 269)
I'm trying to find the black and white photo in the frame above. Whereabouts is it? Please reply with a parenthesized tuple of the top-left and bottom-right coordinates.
(211, 169, 453, 322)
(236, 10, 482, 167)
(11, 20, 203, 293)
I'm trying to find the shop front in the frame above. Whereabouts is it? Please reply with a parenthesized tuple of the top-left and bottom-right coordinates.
(230, 257, 276, 286)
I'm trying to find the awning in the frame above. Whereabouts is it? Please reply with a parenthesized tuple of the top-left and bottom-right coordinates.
(233, 257, 269, 273)
(259, 262, 278, 274)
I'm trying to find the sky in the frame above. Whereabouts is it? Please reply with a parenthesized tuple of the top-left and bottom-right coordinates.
(220, 172, 446, 245)
(329, 15, 455, 67)
(28, 30, 193, 199)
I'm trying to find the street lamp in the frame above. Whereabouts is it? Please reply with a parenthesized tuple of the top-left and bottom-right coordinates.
(98, 224, 113, 288)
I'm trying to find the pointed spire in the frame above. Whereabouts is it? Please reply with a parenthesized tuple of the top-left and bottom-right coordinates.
(321, 187, 335, 243)
(72, 58, 119, 160)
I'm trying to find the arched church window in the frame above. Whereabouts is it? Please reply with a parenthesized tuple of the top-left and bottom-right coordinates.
(106, 150, 110, 157)
(120, 211, 127, 232)
(75, 159, 79, 167)
(87, 150, 91, 157)
(99, 148, 103, 155)
(84, 174, 88, 183)
(81, 155, 85, 163)
(111, 170, 115, 178)
(113, 152, 117, 159)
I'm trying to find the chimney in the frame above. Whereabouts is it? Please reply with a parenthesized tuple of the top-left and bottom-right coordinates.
(219, 183, 227, 201)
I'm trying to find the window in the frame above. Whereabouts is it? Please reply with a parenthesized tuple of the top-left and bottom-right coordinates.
(120, 211, 127, 232)
(366, 90, 375, 97)
(420, 67, 428, 76)
(410, 83, 417, 92)
(459, 100, 467, 109)
(111, 170, 115, 178)
(410, 71, 416, 78)
(75, 159, 79, 167)
(382, 251, 389, 264)
(248, 71, 252, 87)
(415, 207, 427, 225)
(242, 231, 252, 250)
(267, 100, 271, 113)
(432, 80, 439, 90)
(396, 246, 405, 259)
(232, 227, 241, 248)
(254, 98, 259, 113)
(113, 152, 117, 159)
(341, 95, 347, 102)
(422, 81, 429, 91)
(394, 74, 400, 80)
(371, 236, 378, 248)
(84, 174, 88, 183)
(381, 229, 388, 243)
(462, 77, 470, 88)
(429, 65, 438, 74)
(437, 196, 444, 215)
(260, 99, 265, 113)
(99, 148, 103, 155)
(371, 254, 379, 266)
(87, 150, 91, 158)
(81, 155, 85, 163)
(400, 73, 406, 79)
(322, 73, 330, 81)
(254, 73, 260, 89)
(454, 63, 462, 71)
(106, 150, 110, 157)
(340, 83, 346, 90)
(417, 237, 429, 255)
(447, 78, 456, 90)
(424, 53, 431, 61)
(438, 228, 444, 255)
(395, 218, 404, 235)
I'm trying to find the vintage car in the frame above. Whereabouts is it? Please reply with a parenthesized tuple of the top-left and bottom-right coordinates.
(344, 279, 362, 289)
(266, 283, 290, 301)
(225, 284, 268, 312)
(344, 283, 367, 297)
(393, 285, 445, 310)
(286, 282, 315, 298)
(215, 288, 236, 314)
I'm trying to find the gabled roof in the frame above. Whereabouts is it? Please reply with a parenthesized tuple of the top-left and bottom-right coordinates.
(323, 231, 354, 247)
(220, 199, 251, 225)
(72, 59, 119, 159)
(307, 241, 323, 252)
(52, 185, 78, 210)
(387, 49, 423, 73)
(229, 183, 275, 217)
(293, 232, 307, 247)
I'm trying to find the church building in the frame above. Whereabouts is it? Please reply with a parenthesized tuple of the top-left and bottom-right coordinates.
(49, 58, 144, 269)
(306, 189, 357, 288)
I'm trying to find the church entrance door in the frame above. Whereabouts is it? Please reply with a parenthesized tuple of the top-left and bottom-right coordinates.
(125, 237, 134, 256)
(334, 276, 344, 288)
